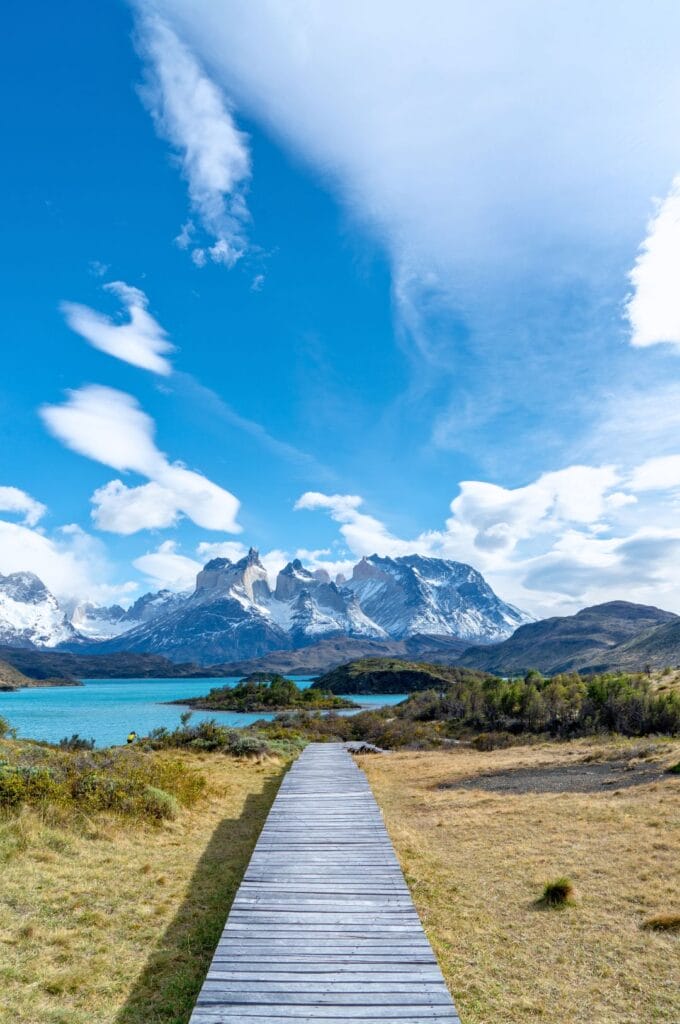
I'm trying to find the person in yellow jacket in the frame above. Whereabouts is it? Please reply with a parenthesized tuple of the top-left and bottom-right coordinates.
(126, 731, 137, 744)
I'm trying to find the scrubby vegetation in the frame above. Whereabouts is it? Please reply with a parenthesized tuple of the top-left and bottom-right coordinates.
(263, 669, 680, 750)
(174, 673, 357, 711)
(145, 715, 273, 757)
(0, 738, 205, 821)
(397, 669, 680, 737)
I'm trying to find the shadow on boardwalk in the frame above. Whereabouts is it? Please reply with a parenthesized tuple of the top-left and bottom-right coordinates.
(115, 773, 282, 1024)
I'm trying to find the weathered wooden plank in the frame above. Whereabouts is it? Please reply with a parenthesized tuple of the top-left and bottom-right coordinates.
(187, 743, 459, 1024)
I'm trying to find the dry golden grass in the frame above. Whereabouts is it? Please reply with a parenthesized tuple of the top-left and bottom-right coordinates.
(651, 668, 680, 695)
(0, 752, 285, 1024)
(361, 737, 680, 1024)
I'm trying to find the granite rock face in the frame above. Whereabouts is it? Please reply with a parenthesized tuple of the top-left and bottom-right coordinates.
(93, 549, 529, 662)
(0, 549, 532, 663)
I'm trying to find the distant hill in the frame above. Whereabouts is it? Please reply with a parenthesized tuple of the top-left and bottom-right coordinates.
(459, 601, 678, 674)
(0, 647, 224, 681)
(586, 617, 680, 672)
(0, 659, 79, 690)
(214, 634, 471, 676)
(312, 658, 490, 694)
(0, 635, 471, 681)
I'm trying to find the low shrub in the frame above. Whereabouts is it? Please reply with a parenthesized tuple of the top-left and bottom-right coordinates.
(144, 718, 272, 757)
(0, 745, 205, 822)
(0, 715, 12, 739)
(471, 731, 518, 751)
(58, 734, 96, 751)
(142, 785, 180, 821)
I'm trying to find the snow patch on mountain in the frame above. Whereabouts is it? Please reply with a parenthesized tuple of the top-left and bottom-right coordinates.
(0, 572, 76, 648)
(0, 549, 530, 659)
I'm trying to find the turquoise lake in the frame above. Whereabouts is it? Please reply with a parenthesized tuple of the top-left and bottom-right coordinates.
(0, 678, 407, 747)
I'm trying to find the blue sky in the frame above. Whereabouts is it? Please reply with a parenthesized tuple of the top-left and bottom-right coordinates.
(3, 0, 680, 616)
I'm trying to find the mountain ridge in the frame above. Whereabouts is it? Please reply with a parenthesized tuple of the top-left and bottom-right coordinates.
(459, 601, 679, 674)
(71, 549, 529, 663)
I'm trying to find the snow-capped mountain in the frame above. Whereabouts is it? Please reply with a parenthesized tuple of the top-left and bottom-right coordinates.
(269, 560, 387, 644)
(93, 549, 529, 662)
(71, 589, 186, 641)
(96, 550, 289, 662)
(344, 554, 527, 642)
(0, 550, 530, 661)
(0, 572, 77, 648)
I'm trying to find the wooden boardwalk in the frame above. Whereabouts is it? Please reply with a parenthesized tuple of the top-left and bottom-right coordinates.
(189, 742, 460, 1023)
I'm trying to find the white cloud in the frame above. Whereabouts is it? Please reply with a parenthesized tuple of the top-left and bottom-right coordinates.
(91, 480, 182, 534)
(40, 385, 162, 475)
(626, 176, 680, 350)
(135, 12, 251, 267)
(195, 539, 248, 562)
(61, 281, 174, 375)
(295, 492, 415, 557)
(443, 466, 620, 556)
(0, 486, 46, 527)
(40, 385, 241, 534)
(133, 540, 202, 591)
(0, 518, 134, 604)
(628, 455, 680, 493)
(145, 3, 680, 317)
(295, 457, 680, 615)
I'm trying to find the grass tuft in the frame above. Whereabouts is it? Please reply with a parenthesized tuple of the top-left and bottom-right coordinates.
(642, 912, 680, 932)
(539, 877, 575, 908)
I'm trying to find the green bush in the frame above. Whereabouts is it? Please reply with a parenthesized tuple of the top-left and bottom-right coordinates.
(0, 715, 13, 739)
(145, 718, 272, 757)
(142, 785, 180, 820)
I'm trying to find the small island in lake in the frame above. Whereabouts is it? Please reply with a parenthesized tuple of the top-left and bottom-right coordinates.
(312, 657, 490, 694)
(171, 672, 359, 712)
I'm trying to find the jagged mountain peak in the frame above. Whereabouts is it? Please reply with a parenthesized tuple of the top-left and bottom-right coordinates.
(195, 548, 270, 605)
(7, 552, 530, 663)
(0, 571, 51, 604)
(344, 551, 529, 641)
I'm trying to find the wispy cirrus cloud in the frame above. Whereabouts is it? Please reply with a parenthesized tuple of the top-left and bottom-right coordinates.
(135, 11, 251, 268)
(40, 385, 241, 534)
(61, 281, 174, 375)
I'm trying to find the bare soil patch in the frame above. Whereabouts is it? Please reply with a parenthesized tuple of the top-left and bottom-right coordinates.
(441, 757, 670, 794)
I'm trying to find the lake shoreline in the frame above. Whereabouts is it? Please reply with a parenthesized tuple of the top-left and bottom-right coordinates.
(0, 677, 407, 747)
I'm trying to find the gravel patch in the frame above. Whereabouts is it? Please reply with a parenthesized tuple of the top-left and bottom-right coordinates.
(439, 759, 671, 794)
